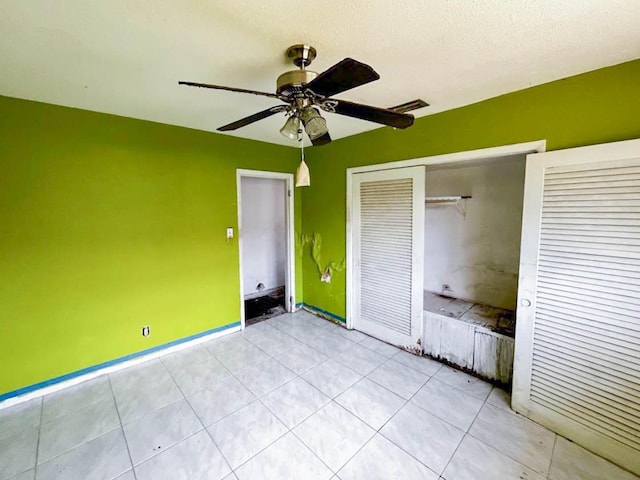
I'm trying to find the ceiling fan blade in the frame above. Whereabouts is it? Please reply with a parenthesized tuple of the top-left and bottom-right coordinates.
(179, 81, 281, 99)
(310, 131, 332, 146)
(331, 100, 414, 129)
(305, 58, 379, 98)
(217, 105, 288, 131)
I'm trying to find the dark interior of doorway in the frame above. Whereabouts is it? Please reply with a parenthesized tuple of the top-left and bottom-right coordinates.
(244, 287, 286, 326)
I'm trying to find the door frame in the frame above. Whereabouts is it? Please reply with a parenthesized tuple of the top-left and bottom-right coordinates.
(236, 169, 295, 330)
(346, 140, 547, 330)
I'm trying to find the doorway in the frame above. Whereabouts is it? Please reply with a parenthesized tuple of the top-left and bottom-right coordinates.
(237, 170, 295, 328)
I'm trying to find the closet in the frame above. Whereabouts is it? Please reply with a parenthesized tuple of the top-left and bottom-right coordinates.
(349, 138, 640, 475)
(422, 155, 525, 384)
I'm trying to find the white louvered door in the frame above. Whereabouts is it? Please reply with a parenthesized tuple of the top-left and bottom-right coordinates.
(352, 167, 424, 348)
(513, 138, 640, 475)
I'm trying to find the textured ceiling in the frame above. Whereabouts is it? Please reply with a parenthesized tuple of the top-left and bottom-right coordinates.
(1, 0, 639, 147)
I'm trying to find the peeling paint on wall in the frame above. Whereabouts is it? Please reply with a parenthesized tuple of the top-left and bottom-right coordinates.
(296, 232, 345, 283)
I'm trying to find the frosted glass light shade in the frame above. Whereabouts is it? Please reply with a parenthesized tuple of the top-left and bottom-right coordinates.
(280, 115, 300, 140)
(300, 107, 328, 140)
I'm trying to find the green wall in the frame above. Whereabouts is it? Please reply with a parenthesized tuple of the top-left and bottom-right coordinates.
(301, 59, 640, 317)
(0, 96, 299, 396)
(2, 58, 639, 398)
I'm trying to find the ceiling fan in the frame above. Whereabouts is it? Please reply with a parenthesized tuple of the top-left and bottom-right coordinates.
(179, 44, 415, 146)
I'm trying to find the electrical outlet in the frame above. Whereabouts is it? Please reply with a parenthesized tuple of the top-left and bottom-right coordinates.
(142, 326, 150, 337)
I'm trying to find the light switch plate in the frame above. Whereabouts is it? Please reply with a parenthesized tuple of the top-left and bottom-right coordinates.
(226, 227, 234, 239)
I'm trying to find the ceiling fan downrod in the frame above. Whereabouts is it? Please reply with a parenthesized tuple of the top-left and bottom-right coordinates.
(276, 45, 319, 97)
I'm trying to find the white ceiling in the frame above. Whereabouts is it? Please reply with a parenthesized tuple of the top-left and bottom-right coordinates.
(1, 0, 639, 147)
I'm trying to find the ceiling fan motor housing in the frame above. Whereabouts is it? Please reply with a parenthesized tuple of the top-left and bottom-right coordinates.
(276, 69, 318, 97)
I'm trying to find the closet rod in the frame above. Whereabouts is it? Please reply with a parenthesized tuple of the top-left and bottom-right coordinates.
(425, 195, 472, 204)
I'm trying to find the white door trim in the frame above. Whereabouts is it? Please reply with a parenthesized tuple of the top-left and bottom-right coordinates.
(346, 140, 546, 329)
(236, 169, 295, 330)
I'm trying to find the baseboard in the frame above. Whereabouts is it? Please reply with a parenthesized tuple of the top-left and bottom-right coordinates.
(302, 303, 346, 324)
(0, 321, 241, 409)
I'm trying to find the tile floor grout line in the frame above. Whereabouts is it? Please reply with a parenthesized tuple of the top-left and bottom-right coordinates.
(32, 396, 44, 479)
(31, 426, 126, 478)
(370, 426, 442, 478)
(457, 389, 553, 479)
(429, 365, 494, 401)
(436, 382, 490, 478)
(367, 367, 449, 476)
(229, 360, 294, 400)
(230, 397, 291, 471)
(391, 350, 445, 378)
(331, 424, 378, 479)
(362, 352, 434, 395)
(465, 428, 547, 478)
(404, 374, 482, 430)
(341, 360, 421, 407)
(188, 377, 257, 429)
(207, 395, 291, 476)
(547, 433, 559, 479)
(107, 374, 138, 480)
(27, 397, 125, 476)
(289, 410, 353, 476)
(466, 401, 557, 476)
(305, 349, 436, 476)
(271, 347, 330, 376)
(157, 360, 235, 478)
(191, 327, 307, 474)
(30, 390, 126, 475)
(267, 317, 332, 347)
(233, 314, 382, 476)
(177, 394, 236, 476)
(160, 355, 212, 434)
(200, 417, 235, 477)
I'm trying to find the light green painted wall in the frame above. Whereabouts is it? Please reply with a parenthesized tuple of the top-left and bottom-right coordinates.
(301, 59, 640, 317)
(0, 96, 300, 396)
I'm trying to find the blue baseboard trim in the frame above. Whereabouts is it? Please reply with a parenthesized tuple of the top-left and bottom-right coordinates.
(0, 321, 241, 403)
(295, 302, 303, 309)
(302, 303, 346, 324)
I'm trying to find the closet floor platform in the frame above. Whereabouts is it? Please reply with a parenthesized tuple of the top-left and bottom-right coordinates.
(423, 291, 516, 337)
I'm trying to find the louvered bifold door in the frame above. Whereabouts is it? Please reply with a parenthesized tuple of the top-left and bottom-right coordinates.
(352, 166, 424, 348)
(513, 139, 640, 475)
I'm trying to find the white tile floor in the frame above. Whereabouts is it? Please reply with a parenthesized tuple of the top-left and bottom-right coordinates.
(1, 310, 638, 480)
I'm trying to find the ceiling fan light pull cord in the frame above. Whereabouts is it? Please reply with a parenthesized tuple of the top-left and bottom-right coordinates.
(299, 128, 304, 163)
(295, 128, 311, 188)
